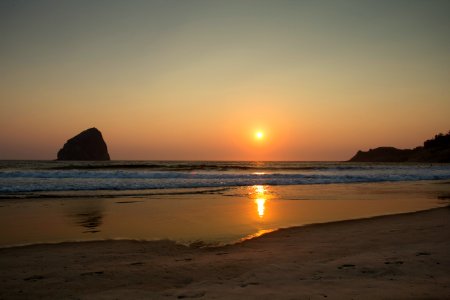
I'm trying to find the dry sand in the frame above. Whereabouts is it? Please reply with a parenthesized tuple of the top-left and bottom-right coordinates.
(0, 207, 449, 299)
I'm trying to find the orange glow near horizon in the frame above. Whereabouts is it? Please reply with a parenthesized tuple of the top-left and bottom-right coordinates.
(1, 1, 449, 161)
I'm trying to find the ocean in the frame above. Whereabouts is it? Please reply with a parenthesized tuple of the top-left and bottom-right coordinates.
(0, 161, 449, 246)
(1, 160, 450, 194)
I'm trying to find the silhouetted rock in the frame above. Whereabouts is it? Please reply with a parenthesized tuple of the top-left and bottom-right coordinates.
(350, 147, 413, 162)
(57, 128, 110, 161)
(423, 132, 450, 149)
(349, 131, 450, 163)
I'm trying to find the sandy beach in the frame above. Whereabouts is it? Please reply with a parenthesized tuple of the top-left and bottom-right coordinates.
(1, 206, 449, 299)
(2, 0, 450, 298)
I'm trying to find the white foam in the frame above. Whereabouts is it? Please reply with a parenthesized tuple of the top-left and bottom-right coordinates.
(1, 164, 450, 193)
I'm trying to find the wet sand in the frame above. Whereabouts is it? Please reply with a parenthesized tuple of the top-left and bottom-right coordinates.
(1, 206, 449, 299)
(0, 181, 448, 247)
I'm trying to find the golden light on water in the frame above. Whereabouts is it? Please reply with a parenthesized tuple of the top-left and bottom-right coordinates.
(255, 198, 266, 218)
(252, 185, 267, 218)
(253, 172, 266, 175)
(255, 185, 265, 194)
(240, 228, 275, 242)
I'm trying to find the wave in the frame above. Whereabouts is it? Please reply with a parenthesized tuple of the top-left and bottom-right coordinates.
(1, 160, 447, 171)
(1, 166, 450, 193)
(49, 163, 447, 172)
(50, 163, 353, 171)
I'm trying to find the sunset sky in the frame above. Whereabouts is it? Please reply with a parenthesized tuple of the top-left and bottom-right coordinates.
(1, 0, 449, 160)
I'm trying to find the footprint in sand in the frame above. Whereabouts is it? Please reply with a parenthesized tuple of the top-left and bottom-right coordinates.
(384, 261, 404, 265)
(24, 275, 45, 281)
(416, 252, 431, 256)
(175, 258, 193, 262)
(177, 291, 205, 298)
(338, 264, 355, 269)
(239, 282, 260, 288)
(80, 271, 104, 276)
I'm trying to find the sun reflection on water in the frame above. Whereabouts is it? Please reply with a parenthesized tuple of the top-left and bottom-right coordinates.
(255, 185, 265, 194)
(252, 185, 268, 218)
(255, 198, 266, 217)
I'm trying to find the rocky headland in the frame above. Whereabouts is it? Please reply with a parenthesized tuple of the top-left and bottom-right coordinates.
(349, 131, 450, 162)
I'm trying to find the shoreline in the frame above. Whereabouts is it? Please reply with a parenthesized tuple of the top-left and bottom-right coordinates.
(1, 180, 448, 247)
(1, 178, 449, 200)
(0, 205, 445, 250)
(1, 206, 449, 299)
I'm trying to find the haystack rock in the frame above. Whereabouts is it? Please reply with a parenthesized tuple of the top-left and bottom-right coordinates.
(57, 128, 110, 161)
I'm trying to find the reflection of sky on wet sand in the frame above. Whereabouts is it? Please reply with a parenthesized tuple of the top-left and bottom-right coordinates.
(240, 229, 275, 242)
(0, 181, 448, 246)
(65, 200, 105, 233)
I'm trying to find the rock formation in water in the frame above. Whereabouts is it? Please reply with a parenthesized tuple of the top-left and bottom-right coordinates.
(57, 128, 110, 161)
(349, 131, 450, 163)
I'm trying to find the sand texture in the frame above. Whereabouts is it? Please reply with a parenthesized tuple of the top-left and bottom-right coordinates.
(1, 207, 449, 299)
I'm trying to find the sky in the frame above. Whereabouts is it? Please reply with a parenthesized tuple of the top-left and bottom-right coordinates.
(0, 0, 449, 160)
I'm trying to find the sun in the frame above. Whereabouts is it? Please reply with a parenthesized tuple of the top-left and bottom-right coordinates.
(255, 131, 264, 140)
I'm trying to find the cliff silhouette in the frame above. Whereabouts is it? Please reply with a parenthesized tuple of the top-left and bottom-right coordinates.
(349, 131, 450, 163)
